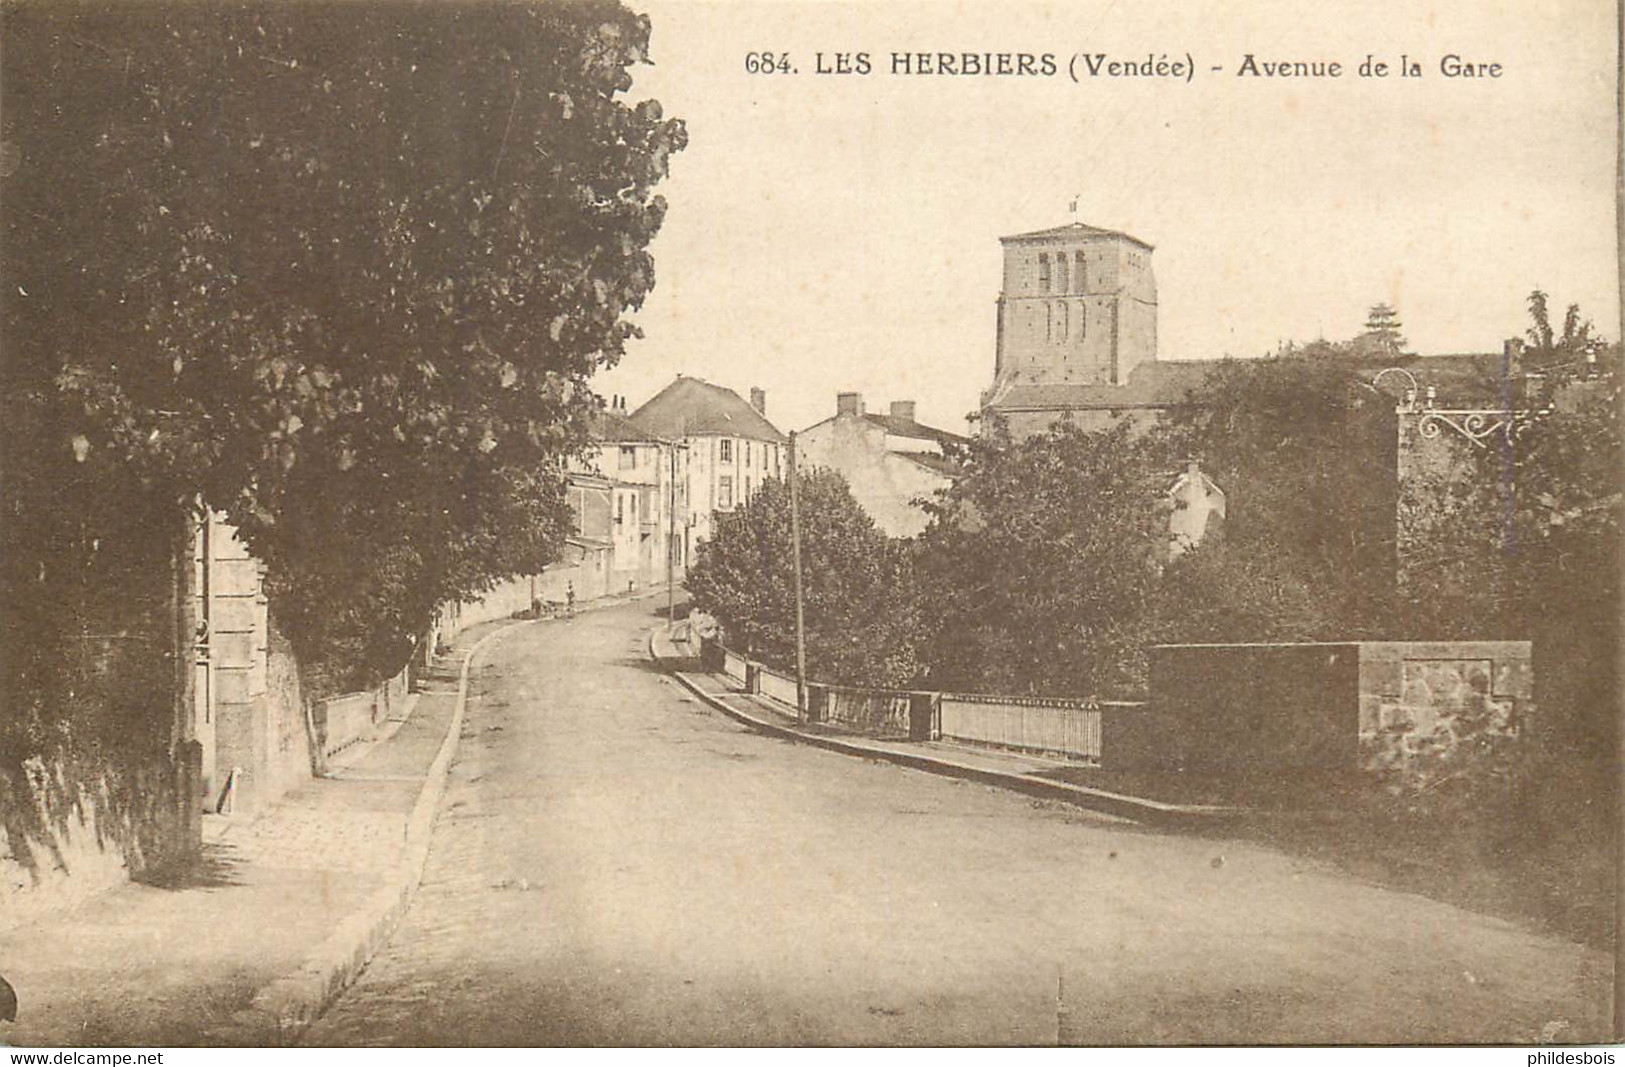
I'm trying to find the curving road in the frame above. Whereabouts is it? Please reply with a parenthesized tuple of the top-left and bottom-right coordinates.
(305, 598, 1613, 1045)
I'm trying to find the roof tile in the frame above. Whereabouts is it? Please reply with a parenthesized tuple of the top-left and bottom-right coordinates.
(627, 376, 787, 443)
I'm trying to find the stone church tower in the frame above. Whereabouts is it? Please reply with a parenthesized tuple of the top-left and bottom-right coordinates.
(981, 220, 1159, 433)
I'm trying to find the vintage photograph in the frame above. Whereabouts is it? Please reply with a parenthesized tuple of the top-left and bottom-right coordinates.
(1, 0, 1620, 1049)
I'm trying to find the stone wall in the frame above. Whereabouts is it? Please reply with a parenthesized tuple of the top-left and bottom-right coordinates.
(312, 661, 411, 763)
(1, 747, 194, 936)
(1357, 641, 1530, 780)
(1141, 643, 1362, 775)
(209, 606, 309, 817)
(1129, 641, 1531, 784)
(0, 523, 197, 934)
(1394, 405, 1512, 594)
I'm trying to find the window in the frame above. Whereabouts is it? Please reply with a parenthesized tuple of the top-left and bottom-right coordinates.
(718, 475, 734, 509)
(1056, 254, 1069, 293)
(619, 445, 636, 470)
(1078, 303, 1087, 339)
(1075, 251, 1087, 292)
(745, 442, 752, 467)
(615, 493, 625, 525)
(719, 438, 733, 463)
(1037, 254, 1050, 289)
(745, 477, 753, 501)
(1057, 301, 1069, 341)
(1046, 302, 1053, 342)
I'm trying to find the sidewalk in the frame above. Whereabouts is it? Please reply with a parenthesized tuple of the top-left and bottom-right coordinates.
(0, 615, 521, 1048)
(650, 626, 1236, 828)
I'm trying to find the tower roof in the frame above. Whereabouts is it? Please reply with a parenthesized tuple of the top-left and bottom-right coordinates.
(1000, 220, 1153, 250)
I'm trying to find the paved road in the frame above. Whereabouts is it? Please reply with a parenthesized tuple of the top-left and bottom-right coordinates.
(306, 599, 1612, 1045)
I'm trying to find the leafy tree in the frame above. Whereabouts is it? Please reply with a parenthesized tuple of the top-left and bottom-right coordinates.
(2, 1, 686, 695)
(1522, 289, 1604, 381)
(1154, 356, 1401, 641)
(686, 470, 921, 688)
(1360, 302, 1408, 357)
(1505, 296, 1619, 755)
(914, 420, 1171, 697)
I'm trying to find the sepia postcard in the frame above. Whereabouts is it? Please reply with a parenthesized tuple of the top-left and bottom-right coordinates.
(0, 0, 1621, 1051)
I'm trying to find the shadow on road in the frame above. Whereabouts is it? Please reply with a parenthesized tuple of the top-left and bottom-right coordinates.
(135, 840, 246, 891)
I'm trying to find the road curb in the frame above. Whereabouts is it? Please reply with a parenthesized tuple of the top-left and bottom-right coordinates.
(212, 617, 531, 1046)
(649, 628, 1236, 830)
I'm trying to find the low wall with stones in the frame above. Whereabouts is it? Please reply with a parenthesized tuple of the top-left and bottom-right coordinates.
(1357, 640, 1530, 780)
(1133, 641, 1530, 783)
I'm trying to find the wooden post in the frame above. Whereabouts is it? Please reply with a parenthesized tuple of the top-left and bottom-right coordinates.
(788, 431, 808, 724)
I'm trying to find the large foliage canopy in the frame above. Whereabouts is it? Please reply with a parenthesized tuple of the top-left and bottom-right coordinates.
(2, 0, 686, 695)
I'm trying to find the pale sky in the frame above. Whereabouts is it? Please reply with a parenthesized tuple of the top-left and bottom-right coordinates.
(597, 0, 1621, 436)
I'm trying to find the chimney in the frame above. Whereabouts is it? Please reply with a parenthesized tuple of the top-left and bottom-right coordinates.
(889, 400, 916, 422)
(749, 387, 766, 415)
(836, 392, 864, 417)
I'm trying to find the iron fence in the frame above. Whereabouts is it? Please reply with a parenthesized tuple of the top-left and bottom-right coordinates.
(938, 693, 1118, 763)
(708, 641, 1138, 760)
(823, 685, 915, 740)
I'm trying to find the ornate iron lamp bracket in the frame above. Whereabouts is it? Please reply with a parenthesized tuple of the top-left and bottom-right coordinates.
(1376, 366, 1534, 449)
(1416, 409, 1519, 449)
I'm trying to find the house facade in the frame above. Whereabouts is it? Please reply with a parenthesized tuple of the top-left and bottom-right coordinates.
(627, 376, 787, 562)
(796, 393, 968, 538)
(574, 403, 685, 594)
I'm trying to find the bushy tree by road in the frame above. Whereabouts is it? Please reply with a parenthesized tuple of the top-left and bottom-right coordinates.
(686, 470, 922, 689)
(914, 421, 1171, 697)
(2, 1, 686, 694)
(1153, 355, 1402, 642)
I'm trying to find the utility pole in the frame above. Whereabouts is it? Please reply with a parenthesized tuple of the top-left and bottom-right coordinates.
(666, 433, 676, 629)
(667, 417, 685, 630)
(788, 431, 808, 724)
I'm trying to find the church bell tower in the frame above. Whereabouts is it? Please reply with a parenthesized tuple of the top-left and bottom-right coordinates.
(989, 219, 1158, 393)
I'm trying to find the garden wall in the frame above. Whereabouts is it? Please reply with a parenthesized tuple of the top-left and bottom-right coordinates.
(1, 746, 195, 936)
(1130, 641, 1531, 781)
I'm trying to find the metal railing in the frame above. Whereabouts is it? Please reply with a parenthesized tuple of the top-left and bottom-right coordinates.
(938, 693, 1133, 763)
(706, 640, 1145, 761)
(823, 684, 916, 740)
(721, 649, 749, 686)
(757, 663, 800, 707)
